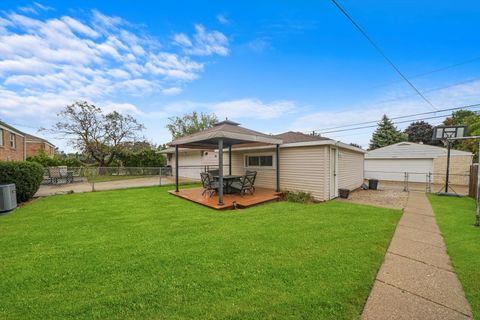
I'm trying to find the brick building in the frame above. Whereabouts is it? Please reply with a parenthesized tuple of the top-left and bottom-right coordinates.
(25, 134, 56, 158)
(0, 120, 55, 161)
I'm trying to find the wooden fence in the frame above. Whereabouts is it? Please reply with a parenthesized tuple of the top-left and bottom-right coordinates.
(469, 164, 478, 198)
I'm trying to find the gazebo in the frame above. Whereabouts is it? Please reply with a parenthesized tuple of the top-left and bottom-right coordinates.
(168, 120, 283, 206)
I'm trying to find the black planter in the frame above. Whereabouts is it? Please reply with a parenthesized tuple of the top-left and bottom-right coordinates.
(339, 188, 350, 199)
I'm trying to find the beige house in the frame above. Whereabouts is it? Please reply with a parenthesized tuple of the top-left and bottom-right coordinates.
(365, 142, 473, 185)
(163, 124, 365, 201)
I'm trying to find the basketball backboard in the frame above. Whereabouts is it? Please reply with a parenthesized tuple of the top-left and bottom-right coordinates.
(432, 125, 467, 141)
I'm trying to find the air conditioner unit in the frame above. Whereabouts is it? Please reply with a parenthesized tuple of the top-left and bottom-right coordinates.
(0, 184, 17, 213)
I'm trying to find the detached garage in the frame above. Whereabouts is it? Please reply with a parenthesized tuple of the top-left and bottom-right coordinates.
(365, 142, 473, 184)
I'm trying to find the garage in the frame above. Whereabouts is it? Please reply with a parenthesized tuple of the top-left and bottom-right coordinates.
(365, 158, 433, 182)
(365, 142, 473, 184)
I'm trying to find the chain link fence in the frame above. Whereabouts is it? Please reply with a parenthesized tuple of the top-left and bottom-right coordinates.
(364, 170, 470, 195)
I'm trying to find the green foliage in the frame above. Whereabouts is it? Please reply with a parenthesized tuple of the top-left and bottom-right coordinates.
(0, 186, 400, 319)
(117, 149, 166, 167)
(284, 190, 313, 203)
(0, 161, 44, 202)
(369, 115, 407, 150)
(443, 109, 480, 159)
(26, 150, 82, 167)
(404, 121, 440, 145)
(166, 111, 218, 139)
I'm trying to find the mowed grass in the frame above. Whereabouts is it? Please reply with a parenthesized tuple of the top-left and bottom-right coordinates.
(428, 195, 480, 319)
(0, 186, 401, 319)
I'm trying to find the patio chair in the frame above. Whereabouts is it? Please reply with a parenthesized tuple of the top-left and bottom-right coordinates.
(47, 166, 62, 184)
(230, 170, 257, 196)
(208, 169, 219, 177)
(200, 172, 219, 197)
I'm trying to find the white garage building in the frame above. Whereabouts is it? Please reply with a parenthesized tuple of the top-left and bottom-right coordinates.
(365, 142, 473, 184)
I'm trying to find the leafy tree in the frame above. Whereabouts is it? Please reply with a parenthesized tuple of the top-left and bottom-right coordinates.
(404, 121, 440, 145)
(117, 149, 166, 167)
(368, 115, 406, 150)
(443, 110, 480, 159)
(49, 101, 145, 166)
(166, 112, 218, 139)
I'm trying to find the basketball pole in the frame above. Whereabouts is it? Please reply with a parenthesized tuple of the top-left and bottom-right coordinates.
(445, 140, 451, 193)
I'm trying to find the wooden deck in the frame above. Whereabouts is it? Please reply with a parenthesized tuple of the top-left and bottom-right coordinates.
(169, 187, 282, 210)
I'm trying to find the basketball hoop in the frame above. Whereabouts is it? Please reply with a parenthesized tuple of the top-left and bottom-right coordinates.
(432, 125, 467, 141)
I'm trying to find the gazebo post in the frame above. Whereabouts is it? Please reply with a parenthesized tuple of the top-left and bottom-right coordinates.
(276, 144, 280, 192)
(175, 145, 179, 192)
(218, 139, 224, 205)
(228, 145, 232, 175)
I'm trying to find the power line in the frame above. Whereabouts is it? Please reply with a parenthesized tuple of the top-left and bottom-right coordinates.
(370, 55, 480, 89)
(330, 0, 437, 110)
(310, 103, 480, 133)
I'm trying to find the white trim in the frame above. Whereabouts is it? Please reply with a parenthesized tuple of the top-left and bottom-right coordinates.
(231, 140, 366, 153)
(244, 152, 276, 170)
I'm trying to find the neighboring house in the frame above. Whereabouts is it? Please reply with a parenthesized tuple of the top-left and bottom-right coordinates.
(161, 147, 219, 180)
(0, 120, 26, 161)
(163, 128, 365, 201)
(25, 134, 56, 158)
(365, 142, 473, 185)
(0, 120, 55, 161)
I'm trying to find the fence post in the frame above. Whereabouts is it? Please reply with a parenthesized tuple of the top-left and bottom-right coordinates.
(404, 172, 409, 192)
(159, 167, 162, 186)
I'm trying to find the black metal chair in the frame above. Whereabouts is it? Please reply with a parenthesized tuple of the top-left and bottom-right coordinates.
(230, 171, 257, 196)
(200, 172, 219, 197)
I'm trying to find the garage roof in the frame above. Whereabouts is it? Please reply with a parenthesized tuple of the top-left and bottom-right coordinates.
(366, 142, 472, 159)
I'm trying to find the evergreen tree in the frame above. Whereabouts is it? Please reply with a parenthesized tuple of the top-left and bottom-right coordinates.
(368, 115, 406, 150)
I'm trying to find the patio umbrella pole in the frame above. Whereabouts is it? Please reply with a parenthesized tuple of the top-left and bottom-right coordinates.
(218, 139, 224, 205)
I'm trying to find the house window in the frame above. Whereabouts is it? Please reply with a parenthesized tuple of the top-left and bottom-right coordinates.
(0, 129, 3, 146)
(9, 133, 16, 149)
(245, 154, 274, 168)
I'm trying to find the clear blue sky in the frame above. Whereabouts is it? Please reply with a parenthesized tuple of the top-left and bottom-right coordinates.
(1, 0, 480, 150)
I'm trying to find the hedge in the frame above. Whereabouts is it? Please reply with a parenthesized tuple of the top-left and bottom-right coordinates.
(0, 161, 44, 202)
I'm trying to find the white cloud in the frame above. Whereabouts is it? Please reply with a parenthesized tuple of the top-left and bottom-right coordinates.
(173, 24, 229, 56)
(211, 98, 297, 119)
(217, 14, 229, 25)
(0, 8, 229, 124)
(290, 79, 480, 147)
(162, 87, 182, 95)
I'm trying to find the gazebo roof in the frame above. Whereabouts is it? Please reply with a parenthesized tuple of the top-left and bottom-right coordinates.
(168, 120, 283, 148)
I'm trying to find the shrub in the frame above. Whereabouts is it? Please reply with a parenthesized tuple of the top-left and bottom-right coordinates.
(26, 150, 82, 168)
(284, 190, 313, 203)
(117, 149, 166, 167)
(0, 161, 44, 202)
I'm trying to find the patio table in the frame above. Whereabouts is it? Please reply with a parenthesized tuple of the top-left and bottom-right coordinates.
(213, 175, 242, 194)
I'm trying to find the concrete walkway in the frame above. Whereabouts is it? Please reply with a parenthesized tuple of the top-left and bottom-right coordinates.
(362, 192, 473, 320)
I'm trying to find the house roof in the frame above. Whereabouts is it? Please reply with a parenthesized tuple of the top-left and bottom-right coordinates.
(0, 120, 25, 136)
(168, 120, 283, 148)
(366, 142, 472, 159)
(273, 131, 330, 144)
(25, 134, 55, 147)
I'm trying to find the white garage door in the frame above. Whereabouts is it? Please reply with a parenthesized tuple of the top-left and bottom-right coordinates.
(365, 159, 433, 182)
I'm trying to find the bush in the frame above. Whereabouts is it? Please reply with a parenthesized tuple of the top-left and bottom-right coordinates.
(117, 149, 166, 167)
(26, 150, 82, 168)
(284, 190, 313, 203)
(0, 161, 44, 202)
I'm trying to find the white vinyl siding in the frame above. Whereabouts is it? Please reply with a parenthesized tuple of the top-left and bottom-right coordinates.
(338, 148, 364, 191)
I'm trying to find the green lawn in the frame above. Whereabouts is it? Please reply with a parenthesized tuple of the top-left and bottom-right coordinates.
(0, 186, 401, 319)
(428, 194, 480, 319)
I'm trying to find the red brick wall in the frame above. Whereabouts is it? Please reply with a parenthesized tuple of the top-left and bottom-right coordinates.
(26, 142, 55, 158)
(0, 129, 25, 161)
